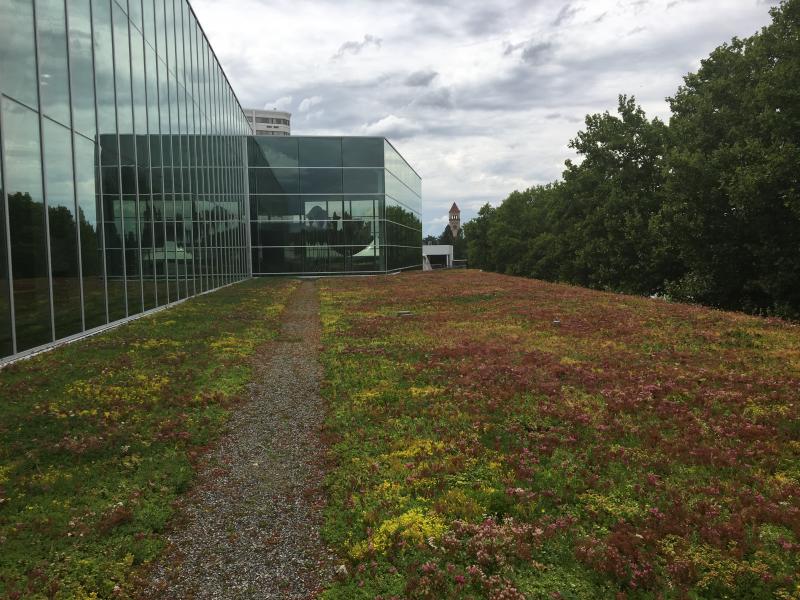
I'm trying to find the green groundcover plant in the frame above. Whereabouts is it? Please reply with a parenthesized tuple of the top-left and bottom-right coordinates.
(320, 270, 800, 599)
(0, 278, 294, 599)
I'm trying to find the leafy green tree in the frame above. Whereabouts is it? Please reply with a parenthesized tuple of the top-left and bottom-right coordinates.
(453, 228, 467, 261)
(657, 0, 800, 316)
(439, 224, 455, 246)
(464, 203, 496, 270)
(560, 95, 670, 293)
(459, 0, 800, 318)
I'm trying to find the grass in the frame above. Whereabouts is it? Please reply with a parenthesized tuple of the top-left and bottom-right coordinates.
(319, 269, 800, 599)
(0, 278, 295, 599)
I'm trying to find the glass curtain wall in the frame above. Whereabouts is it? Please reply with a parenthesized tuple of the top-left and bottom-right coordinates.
(384, 140, 422, 271)
(249, 136, 421, 275)
(0, 0, 250, 361)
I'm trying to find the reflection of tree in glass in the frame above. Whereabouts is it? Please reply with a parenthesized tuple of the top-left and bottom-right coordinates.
(7, 192, 47, 278)
(386, 204, 421, 230)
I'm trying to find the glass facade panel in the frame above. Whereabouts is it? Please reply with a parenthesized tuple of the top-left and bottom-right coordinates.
(0, 0, 38, 107)
(2, 99, 52, 351)
(37, 0, 71, 125)
(94, 0, 116, 151)
(74, 135, 105, 328)
(298, 137, 341, 168)
(300, 168, 342, 194)
(67, 0, 97, 138)
(43, 118, 82, 338)
(342, 137, 383, 167)
(0, 135, 11, 357)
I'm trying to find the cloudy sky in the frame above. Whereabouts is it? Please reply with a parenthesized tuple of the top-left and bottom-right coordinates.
(193, 0, 775, 235)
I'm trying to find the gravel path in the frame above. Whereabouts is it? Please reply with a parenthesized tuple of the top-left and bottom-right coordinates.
(140, 280, 336, 599)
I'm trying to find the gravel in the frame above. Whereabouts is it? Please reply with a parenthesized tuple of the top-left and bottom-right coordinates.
(140, 280, 337, 599)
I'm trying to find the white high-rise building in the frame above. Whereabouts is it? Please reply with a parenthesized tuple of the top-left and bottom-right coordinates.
(244, 108, 291, 136)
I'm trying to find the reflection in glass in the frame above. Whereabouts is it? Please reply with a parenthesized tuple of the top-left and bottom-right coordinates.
(3, 99, 52, 351)
(93, 0, 116, 144)
(74, 135, 106, 329)
(43, 119, 82, 338)
(0, 0, 38, 107)
(0, 142, 12, 356)
(37, 0, 71, 125)
(300, 168, 342, 194)
(67, 0, 96, 138)
(298, 137, 341, 168)
(248, 137, 420, 275)
(342, 137, 383, 168)
(343, 168, 383, 194)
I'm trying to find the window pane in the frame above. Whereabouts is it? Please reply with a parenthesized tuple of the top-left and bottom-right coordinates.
(346, 196, 377, 218)
(142, 0, 154, 45)
(343, 168, 384, 194)
(37, 0, 71, 125)
(254, 194, 302, 221)
(250, 136, 298, 168)
(2, 99, 52, 350)
(74, 134, 106, 329)
(94, 0, 116, 138)
(342, 137, 383, 168)
(0, 0, 38, 107)
(0, 136, 12, 357)
(128, 0, 141, 31)
(298, 137, 341, 167)
(67, 0, 96, 138)
(43, 119, 82, 338)
(113, 3, 135, 164)
(300, 168, 342, 194)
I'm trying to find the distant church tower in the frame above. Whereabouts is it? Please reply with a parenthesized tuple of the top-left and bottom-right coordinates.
(448, 202, 461, 237)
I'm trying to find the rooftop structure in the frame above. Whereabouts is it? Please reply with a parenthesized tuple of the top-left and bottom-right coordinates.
(244, 108, 291, 136)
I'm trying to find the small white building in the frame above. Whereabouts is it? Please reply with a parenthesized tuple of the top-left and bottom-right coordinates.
(422, 244, 453, 270)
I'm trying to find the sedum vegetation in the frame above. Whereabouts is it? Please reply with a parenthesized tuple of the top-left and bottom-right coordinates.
(465, 0, 800, 319)
(0, 278, 295, 599)
(320, 270, 800, 599)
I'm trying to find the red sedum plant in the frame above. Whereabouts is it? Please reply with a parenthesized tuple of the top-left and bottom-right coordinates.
(320, 269, 800, 599)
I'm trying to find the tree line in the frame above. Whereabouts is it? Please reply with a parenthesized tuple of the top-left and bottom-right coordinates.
(464, 0, 800, 318)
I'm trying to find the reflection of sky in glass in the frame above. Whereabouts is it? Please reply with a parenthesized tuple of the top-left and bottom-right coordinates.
(37, 0, 71, 126)
(3, 99, 42, 202)
(0, 0, 38, 107)
(43, 119, 75, 211)
(113, 3, 134, 136)
(74, 136, 97, 224)
(68, 0, 96, 138)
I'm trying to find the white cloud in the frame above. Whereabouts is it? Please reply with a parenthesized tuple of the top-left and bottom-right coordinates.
(298, 96, 323, 112)
(361, 115, 422, 139)
(264, 96, 293, 111)
(190, 0, 776, 236)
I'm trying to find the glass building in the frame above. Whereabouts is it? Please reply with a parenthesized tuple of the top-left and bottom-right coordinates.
(249, 136, 422, 275)
(0, 0, 422, 363)
(0, 0, 251, 361)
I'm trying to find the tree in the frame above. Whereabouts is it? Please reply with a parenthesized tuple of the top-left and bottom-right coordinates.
(657, 0, 800, 316)
(453, 228, 467, 261)
(439, 224, 454, 245)
(464, 203, 496, 270)
(457, 0, 800, 317)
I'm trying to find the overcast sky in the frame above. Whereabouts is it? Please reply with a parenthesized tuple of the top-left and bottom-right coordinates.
(193, 0, 775, 235)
